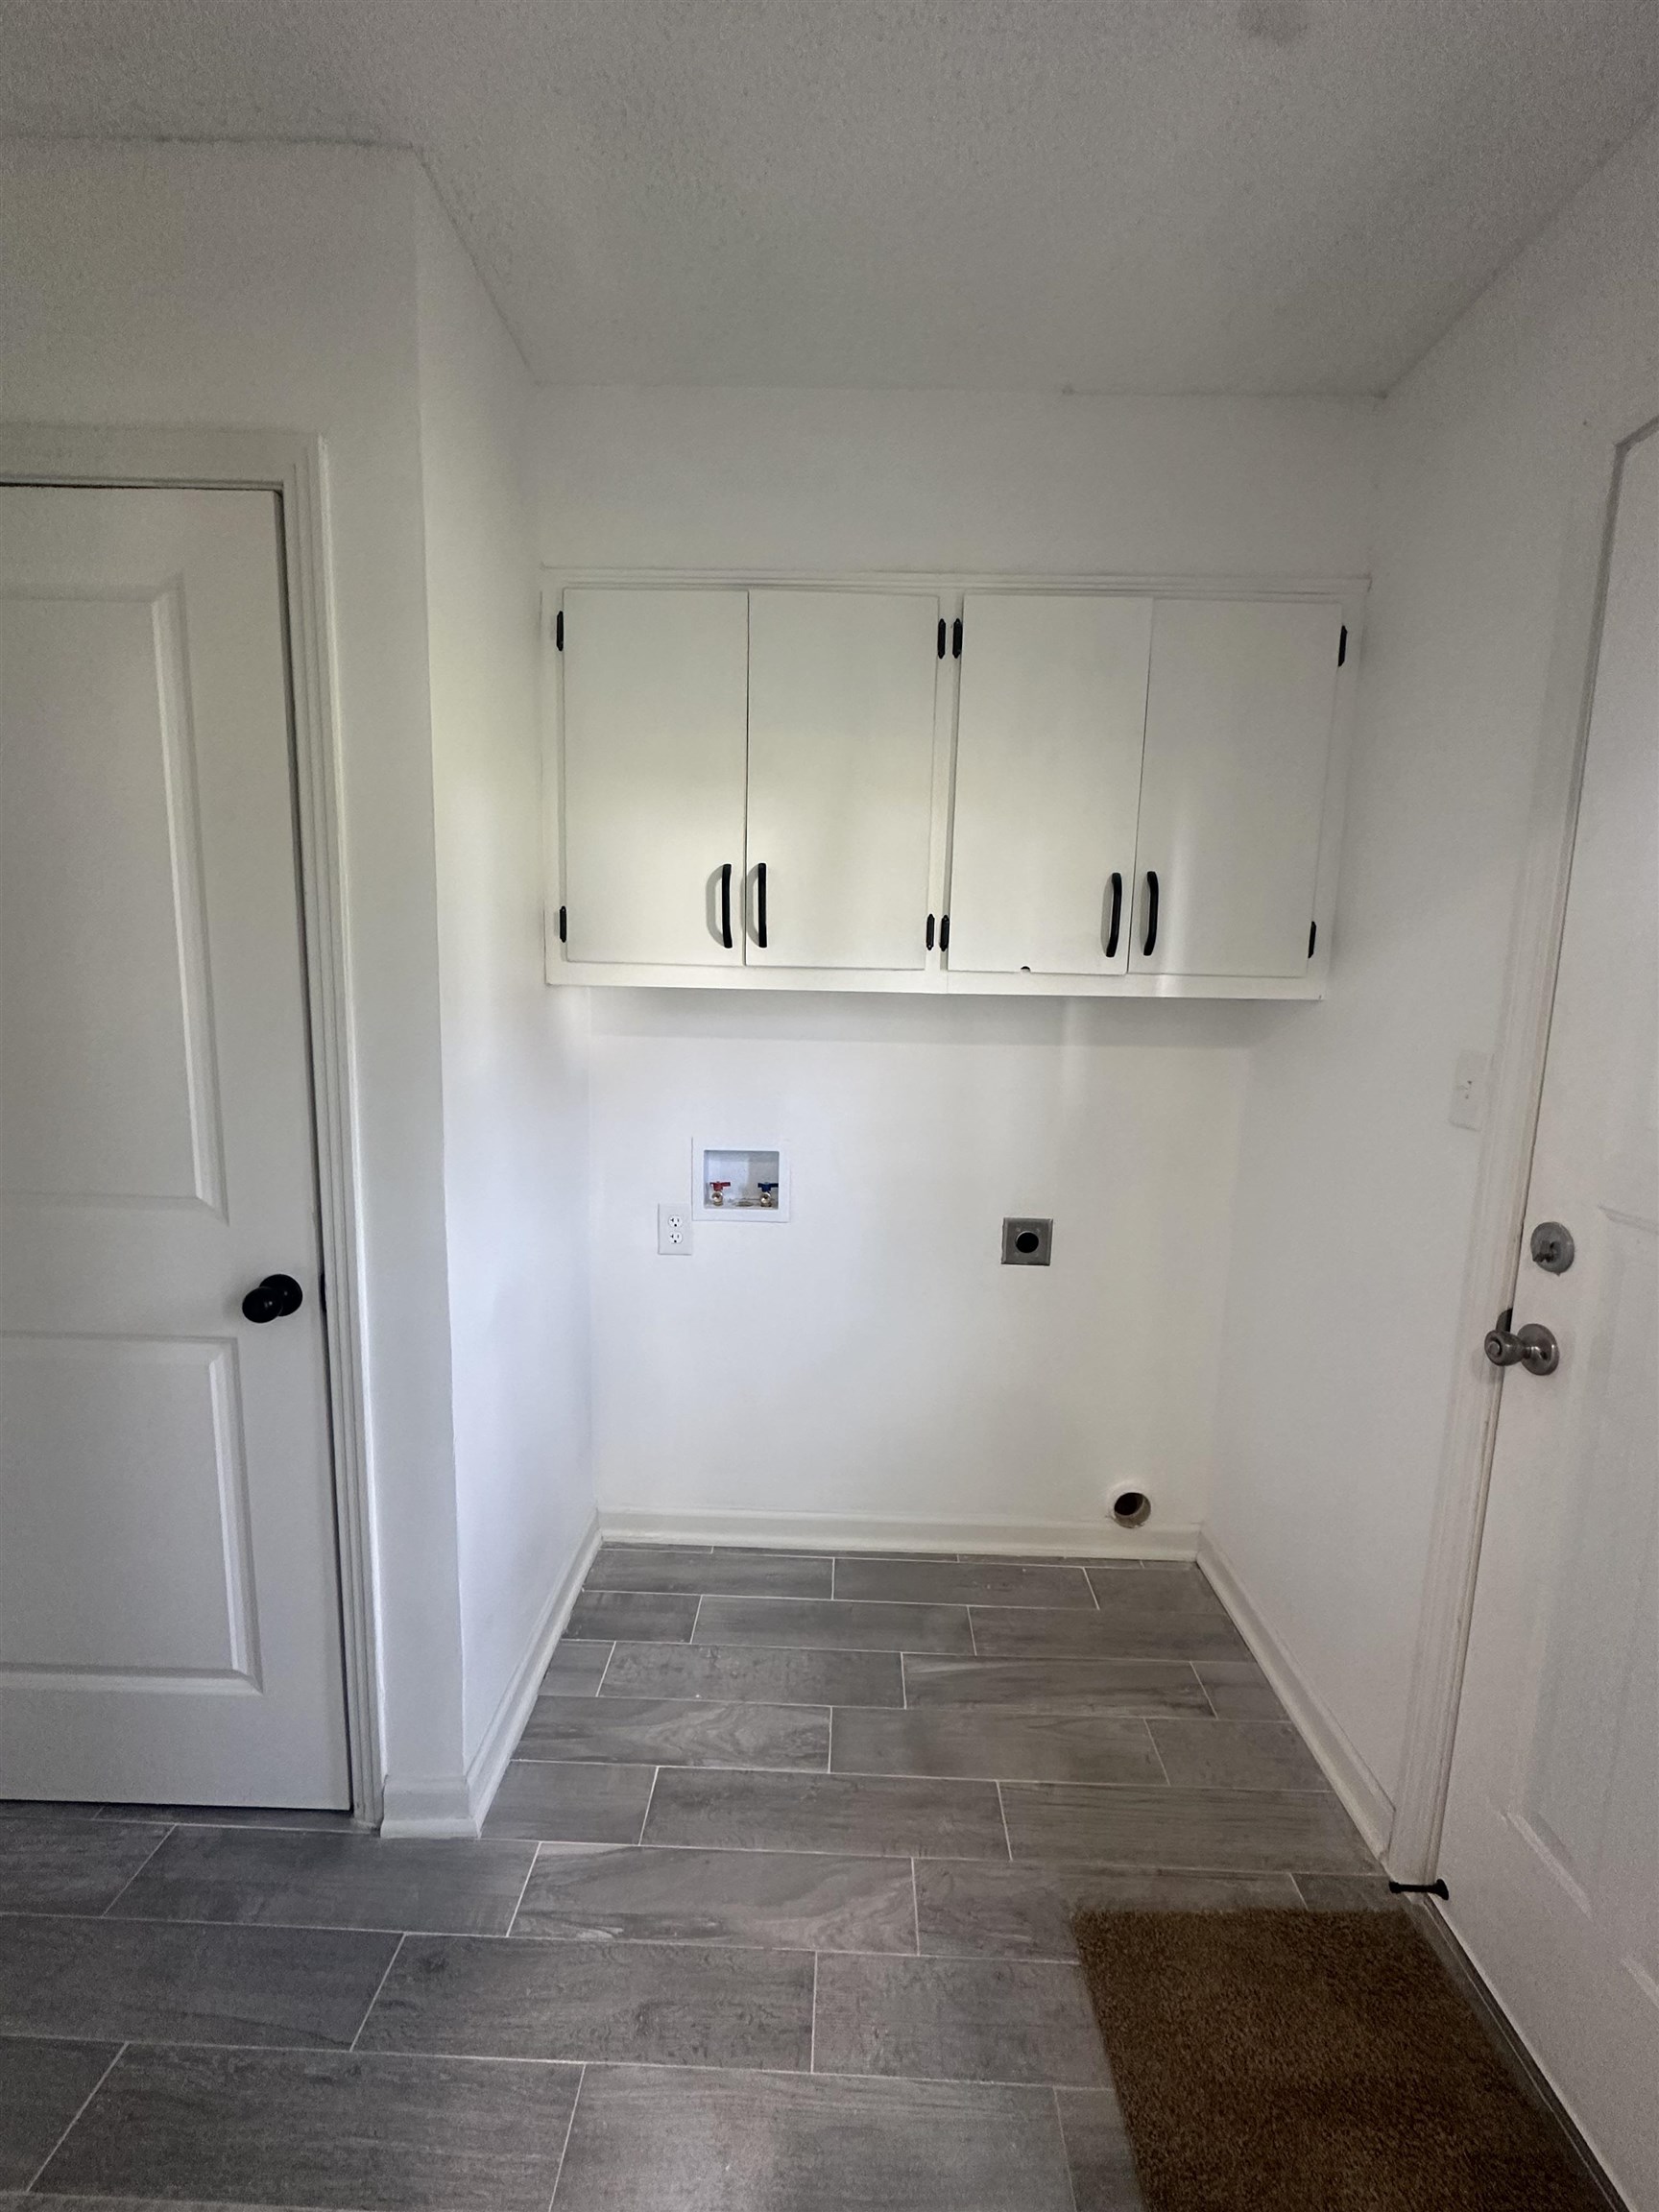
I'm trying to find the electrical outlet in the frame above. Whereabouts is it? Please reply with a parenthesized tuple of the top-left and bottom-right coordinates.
(658, 1203, 692, 1256)
(1449, 1049, 1491, 1132)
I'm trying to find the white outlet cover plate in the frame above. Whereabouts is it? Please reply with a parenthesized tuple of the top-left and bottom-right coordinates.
(658, 1203, 693, 1255)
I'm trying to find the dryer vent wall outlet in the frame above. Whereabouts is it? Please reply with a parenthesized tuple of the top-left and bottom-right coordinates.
(1001, 1217, 1053, 1265)
(1110, 1488, 1152, 1528)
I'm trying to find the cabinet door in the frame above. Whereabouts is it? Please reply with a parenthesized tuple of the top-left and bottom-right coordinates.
(745, 590, 941, 970)
(560, 588, 748, 966)
(1130, 599, 1341, 978)
(947, 594, 1152, 974)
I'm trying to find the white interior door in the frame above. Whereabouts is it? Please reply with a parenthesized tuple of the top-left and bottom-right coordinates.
(1438, 426, 1658, 2210)
(947, 594, 1152, 974)
(745, 590, 940, 970)
(0, 486, 349, 1808)
(560, 588, 748, 966)
(1130, 598, 1340, 977)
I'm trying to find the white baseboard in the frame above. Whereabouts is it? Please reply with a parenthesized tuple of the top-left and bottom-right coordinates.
(598, 1504, 1200, 1562)
(1197, 1531, 1395, 1858)
(378, 1774, 476, 1839)
(463, 1512, 603, 1833)
(379, 1512, 603, 1840)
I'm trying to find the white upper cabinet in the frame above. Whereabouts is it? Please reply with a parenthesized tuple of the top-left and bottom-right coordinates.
(560, 588, 748, 966)
(745, 591, 941, 970)
(948, 594, 1153, 974)
(548, 575, 1357, 996)
(1130, 598, 1342, 978)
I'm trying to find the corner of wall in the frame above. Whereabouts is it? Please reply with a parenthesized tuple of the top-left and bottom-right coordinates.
(411, 173, 598, 1776)
(1197, 1530, 1394, 1855)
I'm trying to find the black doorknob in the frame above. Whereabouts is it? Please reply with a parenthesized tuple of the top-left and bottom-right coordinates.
(242, 1273, 304, 1324)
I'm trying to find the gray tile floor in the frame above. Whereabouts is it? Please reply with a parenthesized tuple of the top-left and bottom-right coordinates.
(0, 1547, 1392, 2210)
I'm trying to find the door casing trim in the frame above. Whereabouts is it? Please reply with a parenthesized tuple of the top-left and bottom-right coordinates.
(0, 424, 383, 1824)
(1387, 406, 1659, 1882)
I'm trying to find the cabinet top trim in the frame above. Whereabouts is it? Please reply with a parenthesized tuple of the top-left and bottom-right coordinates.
(541, 565, 1370, 606)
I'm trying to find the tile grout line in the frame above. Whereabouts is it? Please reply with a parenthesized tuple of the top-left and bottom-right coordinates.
(1190, 1659, 1219, 1719)
(58, 2047, 1124, 2095)
(46, 1905, 642, 1940)
(909, 1857, 921, 1955)
(1142, 1718, 1173, 1787)
(22, 2037, 127, 2190)
(504, 1842, 544, 1938)
(1052, 2083, 1083, 2212)
(349, 1931, 405, 2050)
(545, 2059, 585, 2210)
(688, 1595, 705, 1643)
(97, 1822, 180, 1916)
(518, 1690, 1261, 1747)
(636, 1766, 661, 1845)
(996, 1780, 1015, 1863)
(808, 1950, 819, 2074)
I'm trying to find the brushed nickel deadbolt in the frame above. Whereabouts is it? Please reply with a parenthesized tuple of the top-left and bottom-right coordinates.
(1529, 1220, 1575, 1274)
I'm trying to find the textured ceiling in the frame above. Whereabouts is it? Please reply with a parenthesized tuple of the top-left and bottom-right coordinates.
(2, 0, 1653, 393)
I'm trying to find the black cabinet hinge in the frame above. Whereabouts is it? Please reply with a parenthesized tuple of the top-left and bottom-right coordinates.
(951, 617, 963, 659)
(937, 618, 946, 659)
(1337, 623, 1347, 667)
(555, 609, 564, 651)
(939, 914, 950, 950)
(926, 913, 936, 951)
(1387, 1879, 1449, 1899)
(1308, 920, 1317, 959)
(558, 904, 567, 943)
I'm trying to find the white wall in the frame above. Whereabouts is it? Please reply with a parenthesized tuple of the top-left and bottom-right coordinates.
(1208, 119, 1659, 1814)
(413, 183, 595, 1769)
(589, 994, 1252, 1548)
(539, 389, 1375, 578)
(538, 389, 1378, 1548)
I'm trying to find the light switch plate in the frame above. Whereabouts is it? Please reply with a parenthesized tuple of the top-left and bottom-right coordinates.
(658, 1204, 692, 1255)
(1449, 1050, 1491, 1132)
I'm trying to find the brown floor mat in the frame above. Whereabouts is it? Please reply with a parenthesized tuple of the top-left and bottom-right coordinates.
(1072, 1908, 1607, 2212)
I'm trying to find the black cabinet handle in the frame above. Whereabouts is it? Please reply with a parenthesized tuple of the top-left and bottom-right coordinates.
(1142, 871, 1160, 958)
(1105, 872, 1122, 959)
(719, 862, 733, 950)
(756, 861, 768, 950)
(926, 913, 936, 951)
(243, 1273, 303, 1324)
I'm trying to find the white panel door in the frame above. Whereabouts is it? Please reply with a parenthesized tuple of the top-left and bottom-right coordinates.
(1439, 428, 1658, 2210)
(0, 487, 349, 1808)
(1130, 598, 1340, 977)
(560, 588, 748, 966)
(746, 591, 940, 970)
(948, 594, 1152, 974)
